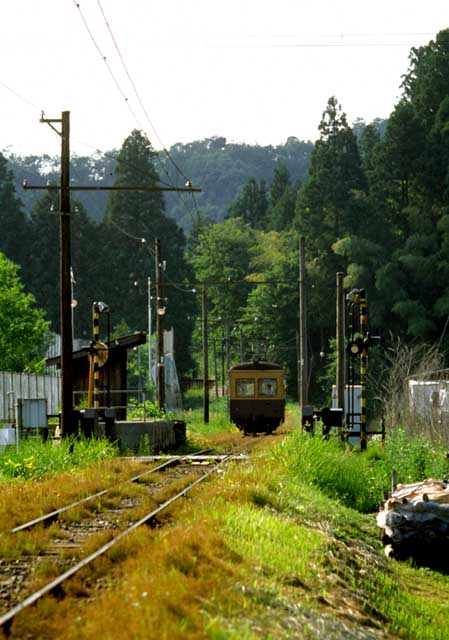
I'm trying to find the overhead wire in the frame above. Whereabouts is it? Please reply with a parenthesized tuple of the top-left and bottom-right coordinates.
(0, 79, 44, 115)
(95, 0, 189, 184)
(93, 0, 201, 237)
(4, 14, 441, 234)
(69, 139, 176, 189)
(72, 1, 199, 229)
(71, 0, 145, 134)
(73, 1, 189, 184)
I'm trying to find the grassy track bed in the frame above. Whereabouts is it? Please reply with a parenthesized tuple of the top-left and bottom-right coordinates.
(4, 399, 449, 638)
(5, 421, 449, 638)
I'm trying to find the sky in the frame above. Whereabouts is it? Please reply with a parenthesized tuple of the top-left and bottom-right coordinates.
(0, 0, 448, 158)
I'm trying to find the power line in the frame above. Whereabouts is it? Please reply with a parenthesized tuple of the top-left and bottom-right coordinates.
(72, 3, 192, 192)
(204, 31, 446, 49)
(72, 0, 189, 184)
(71, 1, 145, 132)
(0, 75, 196, 221)
(108, 219, 156, 257)
(0, 79, 44, 115)
(95, 0, 189, 183)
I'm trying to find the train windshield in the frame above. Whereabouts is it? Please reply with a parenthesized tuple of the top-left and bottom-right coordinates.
(258, 378, 277, 396)
(236, 378, 255, 397)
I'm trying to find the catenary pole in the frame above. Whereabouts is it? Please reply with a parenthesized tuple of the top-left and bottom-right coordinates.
(155, 239, 165, 412)
(148, 277, 152, 389)
(336, 272, 345, 437)
(37, 112, 74, 437)
(202, 285, 209, 423)
(299, 236, 308, 408)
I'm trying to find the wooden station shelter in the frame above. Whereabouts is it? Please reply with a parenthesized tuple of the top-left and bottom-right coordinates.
(46, 332, 147, 420)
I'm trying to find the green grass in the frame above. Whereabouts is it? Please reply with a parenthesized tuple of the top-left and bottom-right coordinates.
(221, 501, 326, 579)
(269, 427, 449, 513)
(0, 435, 118, 480)
(126, 398, 167, 420)
(174, 394, 237, 437)
(206, 429, 449, 638)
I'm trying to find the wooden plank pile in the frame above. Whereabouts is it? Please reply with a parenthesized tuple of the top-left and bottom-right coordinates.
(377, 479, 449, 567)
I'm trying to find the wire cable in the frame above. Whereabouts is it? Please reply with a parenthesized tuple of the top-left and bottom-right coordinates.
(0, 79, 44, 114)
(108, 218, 156, 256)
(71, 1, 146, 135)
(95, 0, 189, 183)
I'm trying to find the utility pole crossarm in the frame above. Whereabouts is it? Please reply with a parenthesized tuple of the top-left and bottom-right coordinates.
(23, 184, 201, 193)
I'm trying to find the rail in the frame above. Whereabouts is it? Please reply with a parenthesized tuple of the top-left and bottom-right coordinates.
(0, 452, 237, 631)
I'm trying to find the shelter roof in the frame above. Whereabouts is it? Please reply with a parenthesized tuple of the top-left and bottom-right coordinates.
(46, 332, 147, 368)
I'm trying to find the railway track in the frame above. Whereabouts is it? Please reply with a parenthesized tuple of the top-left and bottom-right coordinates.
(0, 450, 245, 633)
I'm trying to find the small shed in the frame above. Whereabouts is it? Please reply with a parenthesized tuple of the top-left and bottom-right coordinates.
(46, 332, 147, 419)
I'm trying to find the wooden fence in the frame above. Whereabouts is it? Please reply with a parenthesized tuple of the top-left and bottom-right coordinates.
(0, 372, 61, 422)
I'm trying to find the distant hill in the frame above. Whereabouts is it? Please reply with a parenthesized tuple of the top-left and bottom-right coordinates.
(5, 136, 314, 232)
(158, 136, 314, 230)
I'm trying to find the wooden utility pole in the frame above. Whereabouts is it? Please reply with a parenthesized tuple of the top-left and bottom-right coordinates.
(59, 111, 74, 437)
(221, 330, 225, 397)
(336, 272, 345, 426)
(202, 285, 209, 423)
(298, 237, 308, 408)
(147, 277, 152, 389)
(155, 239, 165, 412)
(213, 338, 219, 399)
(225, 321, 231, 379)
(34, 112, 74, 437)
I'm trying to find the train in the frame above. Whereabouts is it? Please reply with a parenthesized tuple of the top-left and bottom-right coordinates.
(228, 361, 285, 434)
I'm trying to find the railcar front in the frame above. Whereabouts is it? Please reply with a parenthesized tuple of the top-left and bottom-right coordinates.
(228, 361, 285, 434)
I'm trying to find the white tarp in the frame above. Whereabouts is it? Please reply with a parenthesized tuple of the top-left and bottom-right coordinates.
(151, 328, 182, 411)
(408, 379, 449, 421)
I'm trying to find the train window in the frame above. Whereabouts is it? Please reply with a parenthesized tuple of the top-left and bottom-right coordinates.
(236, 379, 255, 397)
(259, 378, 277, 396)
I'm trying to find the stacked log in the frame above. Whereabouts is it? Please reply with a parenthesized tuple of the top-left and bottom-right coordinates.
(377, 479, 449, 567)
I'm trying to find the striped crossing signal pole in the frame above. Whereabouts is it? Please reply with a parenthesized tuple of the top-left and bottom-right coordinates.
(88, 302, 109, 409)
(359, 290, 368, 451)
(346, 289, 368, 450)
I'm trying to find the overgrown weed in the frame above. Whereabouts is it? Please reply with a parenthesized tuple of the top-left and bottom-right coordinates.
(0, 435, 117, 481)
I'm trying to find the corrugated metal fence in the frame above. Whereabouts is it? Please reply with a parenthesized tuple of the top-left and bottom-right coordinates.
(0, 372, 61, 421)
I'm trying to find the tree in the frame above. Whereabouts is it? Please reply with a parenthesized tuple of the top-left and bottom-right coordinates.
(0, 252, 51, 372)
(239, 231, 299, 391)
(295, 97, 366, 244)
(0, 153, 28, 266)
(161, 137, 313, 231)
(227, 177, 268, 228)
(401, 29, 449, 203)
(189, 218, 255, 371)
(102, 129, 195, 375)
(24, 191, 60, 331)
(294, 97, 367, 355)
(189, 217, 255, 327)
(381, 100, 425, 210)
(265, 162, 297, 231)
(402, 29, 449, 131)
(23, 191, 100, 340)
